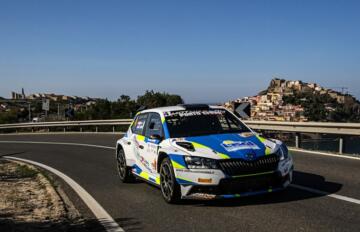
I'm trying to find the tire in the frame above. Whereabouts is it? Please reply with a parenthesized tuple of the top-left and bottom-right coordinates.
(116, 147, 135, 183)
(160, 157, 181, 203)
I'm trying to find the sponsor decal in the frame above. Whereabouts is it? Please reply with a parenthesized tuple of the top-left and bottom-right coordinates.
(191, 193, 217, 200)
(146, 143, 158, 154)
(140, 156, 151, 170)
(135, 120, 145, 130)
(151, 159, 157, 171)
(165, 110, 226, 118)
(244, 153, 256, 161)
(221, 140, 260, 152)
(176, 169, 215, 174)
(139, 156, 157, 174)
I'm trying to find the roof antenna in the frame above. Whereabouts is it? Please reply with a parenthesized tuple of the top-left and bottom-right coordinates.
(137, 105, 147, 112)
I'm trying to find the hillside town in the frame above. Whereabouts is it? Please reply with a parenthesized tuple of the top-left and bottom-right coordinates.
(0, 90, 184, 124)
(10, 88, 98, 104)
(224, 78, 359, 121)
(0, 89, 98, 122)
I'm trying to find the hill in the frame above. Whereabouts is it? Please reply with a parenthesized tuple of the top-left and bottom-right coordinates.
(225, 78, 360, 122)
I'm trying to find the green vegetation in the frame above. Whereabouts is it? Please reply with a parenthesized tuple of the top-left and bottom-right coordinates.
(283, 92, 360, 122)
(0, 110, 18, 124)
(74, 90, 184, 120)
(15, 164, 39, 178)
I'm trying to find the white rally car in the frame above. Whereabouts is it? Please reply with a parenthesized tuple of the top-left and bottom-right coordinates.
(116, 104, 293, 203)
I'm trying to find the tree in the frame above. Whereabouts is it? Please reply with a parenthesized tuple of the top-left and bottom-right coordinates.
(0, 110, 18, 124)
(137, 90, 184, 109)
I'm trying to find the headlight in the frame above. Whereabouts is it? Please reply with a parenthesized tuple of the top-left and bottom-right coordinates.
(275, 143, 289, 160)
(184, 156, 219, 169)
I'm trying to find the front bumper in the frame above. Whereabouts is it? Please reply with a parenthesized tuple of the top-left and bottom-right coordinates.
(175, 158, 293, 200)
(181, 171, 292, 200)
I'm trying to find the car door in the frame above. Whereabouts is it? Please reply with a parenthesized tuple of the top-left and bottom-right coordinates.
(143, 113, 164, 174)
(129, 113, 150, 173)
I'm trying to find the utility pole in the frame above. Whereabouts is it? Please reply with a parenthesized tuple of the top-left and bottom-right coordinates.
(57, 103, 60, 118)
(28, 103, 31, 122)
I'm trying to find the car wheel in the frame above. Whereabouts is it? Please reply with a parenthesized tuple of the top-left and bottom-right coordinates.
(160, 157, 181, 203)
(116, 147, 134, 183)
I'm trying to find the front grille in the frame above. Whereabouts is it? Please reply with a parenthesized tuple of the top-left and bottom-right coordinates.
(218, 154, 280, 176)
(218, 173, 283, 194)
(189, 172, 287, 195)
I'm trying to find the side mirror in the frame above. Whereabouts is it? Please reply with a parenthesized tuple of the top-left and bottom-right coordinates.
(255, 132, 263, 136)
(150, 134, 163, 141)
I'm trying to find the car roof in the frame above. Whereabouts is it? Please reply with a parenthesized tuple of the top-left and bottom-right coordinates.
(140, 104, 225, 114)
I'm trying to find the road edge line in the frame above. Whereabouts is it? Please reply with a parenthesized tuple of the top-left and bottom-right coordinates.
(4, 156, 124, 232)
(0, 141, 115, 150)
(290, 184, 360, 205)
(289, 148, 360, 161)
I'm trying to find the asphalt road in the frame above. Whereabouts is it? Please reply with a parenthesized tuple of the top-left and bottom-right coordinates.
(0, 134, 359, 232)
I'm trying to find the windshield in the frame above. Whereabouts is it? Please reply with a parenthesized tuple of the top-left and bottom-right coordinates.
(164, 109, 251, 138)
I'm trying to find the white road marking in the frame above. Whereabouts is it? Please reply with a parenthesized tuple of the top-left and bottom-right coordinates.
(290, 184, 360, 205)
(1, 140, 360, 206)
(0, 140, 115, 150)
(4, 156, 124, 232)
(289, 148, 360, 161)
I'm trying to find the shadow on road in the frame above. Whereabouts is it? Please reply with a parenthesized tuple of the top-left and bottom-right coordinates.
(115, 217, 143, 232)
(0, 217, 103, 232)
(0, 217, 142, 232)
(0, 151, 27, 158)
(184, 170, 343, 207)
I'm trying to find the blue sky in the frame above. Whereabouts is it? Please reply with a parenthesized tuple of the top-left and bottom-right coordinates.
(1, 0, 359, 103)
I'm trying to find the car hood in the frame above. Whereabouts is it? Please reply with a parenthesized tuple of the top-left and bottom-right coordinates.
(171, 132, 280, 160)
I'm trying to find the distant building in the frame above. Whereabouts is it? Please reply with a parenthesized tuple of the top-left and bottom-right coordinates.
(11, 90, 25, 100)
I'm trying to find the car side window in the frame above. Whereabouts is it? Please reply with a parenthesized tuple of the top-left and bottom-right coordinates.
(144, 113, 163, 138)
(131, 113, 148, 135)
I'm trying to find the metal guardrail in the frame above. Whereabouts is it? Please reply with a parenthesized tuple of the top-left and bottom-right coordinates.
(1, 119, 359, 135)
(0, 119, 133, 133)
(243, 120, 360, 136)
(0, 119, 133, 129)
(242, 120, 360, 154)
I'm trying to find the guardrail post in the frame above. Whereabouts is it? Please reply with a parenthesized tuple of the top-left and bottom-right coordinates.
(295, 133, 300, 148)
(96, 126, 98, 133)
(339, 137, 344, 154)
(113, 126, 115, 133)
